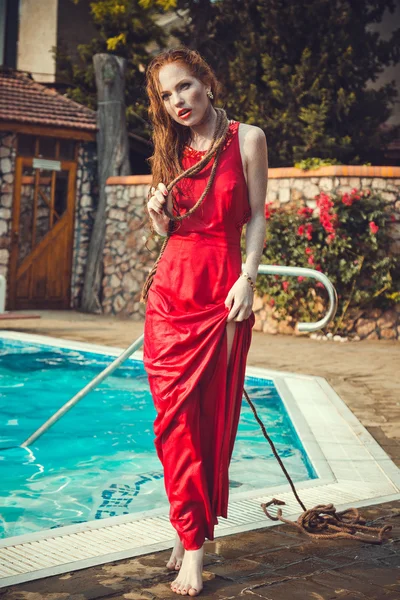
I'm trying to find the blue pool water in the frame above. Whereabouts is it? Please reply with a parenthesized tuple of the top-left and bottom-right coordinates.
(0, 337, 316, 539)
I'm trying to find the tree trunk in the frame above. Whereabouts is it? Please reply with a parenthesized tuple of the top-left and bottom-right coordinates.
(81, 53, 131, 313)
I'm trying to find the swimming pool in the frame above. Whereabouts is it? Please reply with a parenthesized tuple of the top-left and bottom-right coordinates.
(0, 335, 316, 540)
(1, 331, 399, 588)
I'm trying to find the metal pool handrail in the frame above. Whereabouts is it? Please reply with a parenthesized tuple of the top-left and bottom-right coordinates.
(0, 275, 6, 314)
(20, 265, 337, 448)
(20, 334, 144, 448)
(255, 264, 338, 332)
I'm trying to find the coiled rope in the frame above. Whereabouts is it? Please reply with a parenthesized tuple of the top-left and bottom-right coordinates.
(243, 389, 392, 544)
(142, 108, 392, 545)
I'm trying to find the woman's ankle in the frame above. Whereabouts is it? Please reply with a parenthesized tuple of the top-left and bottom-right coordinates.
(183, 545, 204, 557)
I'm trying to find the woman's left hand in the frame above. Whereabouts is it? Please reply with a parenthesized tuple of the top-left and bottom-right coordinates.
(225, 277, 254, 322)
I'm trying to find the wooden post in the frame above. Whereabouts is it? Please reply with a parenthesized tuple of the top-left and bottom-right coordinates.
(81, 53, 131, 313)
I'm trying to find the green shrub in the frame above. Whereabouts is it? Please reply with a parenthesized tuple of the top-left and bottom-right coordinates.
(294, 158, 342, 171)
(294, 158, 372, 171)
(249, 188, 400, 334)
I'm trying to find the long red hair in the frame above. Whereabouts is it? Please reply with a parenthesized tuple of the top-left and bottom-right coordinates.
(145, 47, 221, 188)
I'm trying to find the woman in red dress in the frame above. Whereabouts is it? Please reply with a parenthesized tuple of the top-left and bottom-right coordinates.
(143, 48, 268, 596)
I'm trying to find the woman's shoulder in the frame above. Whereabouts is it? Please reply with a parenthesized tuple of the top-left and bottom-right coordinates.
(236, 122, 267, 162)
(236, 122, 266, 141)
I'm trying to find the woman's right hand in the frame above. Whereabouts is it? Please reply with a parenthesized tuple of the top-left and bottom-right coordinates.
(147, 183, 173, 236)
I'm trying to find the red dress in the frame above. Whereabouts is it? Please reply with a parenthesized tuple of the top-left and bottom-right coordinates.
(143, 121, 255, 550)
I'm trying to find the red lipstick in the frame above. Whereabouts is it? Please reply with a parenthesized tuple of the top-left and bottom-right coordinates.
(178, 108, 192, 119)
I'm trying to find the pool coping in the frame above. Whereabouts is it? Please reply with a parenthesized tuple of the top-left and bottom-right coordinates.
(0, 331, 399, 588)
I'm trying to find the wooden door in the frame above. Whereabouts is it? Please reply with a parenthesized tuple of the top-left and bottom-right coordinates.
(9, 158, 77, 309)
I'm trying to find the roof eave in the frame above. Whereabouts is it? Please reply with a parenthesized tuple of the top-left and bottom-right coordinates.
(0, 120, 97, 141)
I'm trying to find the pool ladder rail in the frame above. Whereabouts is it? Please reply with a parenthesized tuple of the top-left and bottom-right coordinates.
(0, 275, 5, 313)
(20, 265, 337, 448)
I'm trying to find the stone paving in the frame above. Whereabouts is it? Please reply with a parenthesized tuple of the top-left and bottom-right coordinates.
(1, 311, 399, 599)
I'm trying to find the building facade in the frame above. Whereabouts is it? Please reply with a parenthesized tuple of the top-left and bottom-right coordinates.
(0, 0, 96, 83)
(0, 70, 98, 310)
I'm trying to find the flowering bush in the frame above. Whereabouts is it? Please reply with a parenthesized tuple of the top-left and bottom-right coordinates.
(253, 188, 400, 333)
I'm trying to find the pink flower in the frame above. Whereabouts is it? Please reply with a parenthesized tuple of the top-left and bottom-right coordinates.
(297, 224, 305, 236)
(342, 193, 353, 206)
(369, 221, 379, 234)
(307, 255, 315, 265)
(316, 282, 325, 288)
(269, 298, 275, 307)
(316, 192, 338, 234)
(350, 188, 360, 199)
(265, 201, 274, 219)
(297, 206, 313, 218)
(326, 233, 336, 244)
(305, 223, 313, 240)
(320, 217, 331, 231)
(282, 281, 289, 292)
(298, 276, 305, 282)
(274, 275, 280, 280)
(305, 247, 313, 255)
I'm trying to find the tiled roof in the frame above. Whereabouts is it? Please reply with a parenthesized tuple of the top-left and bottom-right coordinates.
(0, 69, 97, 131)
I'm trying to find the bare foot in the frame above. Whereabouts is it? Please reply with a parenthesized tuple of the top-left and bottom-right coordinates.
(166, 533, 185, 571)
(171, 546, 203, 596)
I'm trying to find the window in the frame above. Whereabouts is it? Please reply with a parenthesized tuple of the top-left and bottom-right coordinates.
(17, 134, 77, 161)
(17, 134, 36, 157)
(59, 139, 76, 160)
(1, 0, 19, 69)
(38, 137, 57, 159)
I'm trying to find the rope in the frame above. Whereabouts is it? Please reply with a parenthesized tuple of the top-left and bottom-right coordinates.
(141, 108, 229, 302)
(242, 388, 392, 544)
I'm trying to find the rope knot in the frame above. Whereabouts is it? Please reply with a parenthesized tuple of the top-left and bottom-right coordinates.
(261, 498, 392, 544)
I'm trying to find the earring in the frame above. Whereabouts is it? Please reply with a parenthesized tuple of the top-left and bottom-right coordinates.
(207, 90, 214, 100)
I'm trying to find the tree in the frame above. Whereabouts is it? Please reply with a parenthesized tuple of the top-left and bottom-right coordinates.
(81, 54, 131, 313)
(158, 0, 400, 166)
(56, 0, 168, 139)
(59, 1, 399, 165)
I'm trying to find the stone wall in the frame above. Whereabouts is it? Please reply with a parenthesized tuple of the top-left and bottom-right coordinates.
(70, 141, 98, 308)
(103, 167, 400, 339)
(266, 170, 400, 255)
(252, 294, 400, 340)
(0, 132, 16, 280)
(102, 177, 152, 320)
